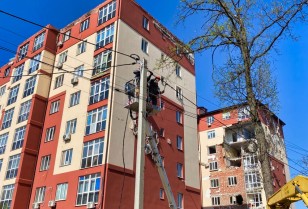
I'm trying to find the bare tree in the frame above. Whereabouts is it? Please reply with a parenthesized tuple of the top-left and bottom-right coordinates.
(178, 0, 308, 198)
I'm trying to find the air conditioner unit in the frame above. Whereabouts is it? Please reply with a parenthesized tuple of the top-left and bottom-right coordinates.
(56, 62, 63, 70)
(63, 133, 71, 142)
(33, 203, 40, 209)
(71, 76, 79, 85)
(87, 202, 96, 209)
(57, 41, 63, 47)
(48, 200, 56, 207)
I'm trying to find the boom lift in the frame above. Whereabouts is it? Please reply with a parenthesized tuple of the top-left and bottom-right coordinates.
(267, 175, 308, 209)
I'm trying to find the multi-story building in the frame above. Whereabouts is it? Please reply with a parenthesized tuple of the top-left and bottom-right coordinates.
(0, 26, 58, 209)
(198, 105, 290, 209)
(0, 0, 201, 209)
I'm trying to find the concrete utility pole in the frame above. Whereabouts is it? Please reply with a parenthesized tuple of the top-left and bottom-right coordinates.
(134, 60, 147, 209)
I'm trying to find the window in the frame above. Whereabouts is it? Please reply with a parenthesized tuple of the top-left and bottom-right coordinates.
(18, 43, 29, 61)
(212, 196, 220, 206)
(141, 39, 148, 53)
(12, 126, 26, 150)
(29, 53, 41, 74)
(7, 85, 19, 105)
(76, 173, 101, 205)
(56, 183, 68, 201)
(1, 108, 14, 130)
(81, 138, 104, 168)
(4, 68, 10, 77)
(177, 163, 183, 178)
(12, 64, 24, 83)
(251, 193, 263, 207)
(176, 136, 183, 150)
(98, 1, 116, 25)
(160, 101, 164, 110)
(80, 18, 90, 32)
(58, 51, 68, 65)
(18, 100, 32, 123)
(159, 188, 164, 200)
(33, 32, 45, 51)
(93, 50, 112, 75)
(0, 184, 14, 209)
(245, 172, 262, 189)
(143, 16, 149, 30)
(50, 100, 60, 114)
(222, 111, 231, 120)
(230, 196, 236, 204)
(209, 161, 218, 171)
(40, 155, 51, 171)
(86, 106, 108, 135)
(65, 119, 77, 135)
(0, 133, 8, 154)
(0, 85, 6, 96)
(89, 77, 110, 104)
(61, 149, 73, 166)
(69, 91, 81, 107)
(23, 76, 36, 97)
(207, 130, 215, 139)
(159, 128, 165, 137)
(96, 24, 114, 50)
(177, 193, 183, 209)
(63, 30, 71, 42)
(210, 179, 219, 188)
(0, 159, 2, 171)
(34, 187, 46, 203)
(6, 154, 20, 179)
(77, 41, 87, 55)
(228, 176, 237, 186)
(208, 146, 216, 154)
(175, 64, 181, 77)
(54, 74, 64, 89)
(207, 116, 214, 125)
(45, 127, 55, 142)
(176, 86, 183, 100)
(74, 65, 84, 77)
(176, 111, 183, 124)
(238, 106, 250, 120)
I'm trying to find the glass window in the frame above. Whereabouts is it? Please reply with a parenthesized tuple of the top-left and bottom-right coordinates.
(141, 39, 148, 53)
(58, 51, 68, 65)
(159, 188, 164, 200)
(245, 172, 262, 189)
(1, 108, 14, 130)
(40, 155, 51, 171)
(18, 43, 29, 61)
(177, 163, 183, 178)
(93, 50, 112, 76)
(4, 68, 10, 77)
(212, 196, 220, 206)
(208, 146, 216, 154)
(0, 133, 9, 154)
(176, 86, 183, 100)
(143, 16, 149, 30)
(50, 100, 60, 114)
(74, 65, 84, 77)
(0, 85, 6, 96)
(207, 130, 215, 139)
(0, 159, 2, 172)
(175, 64, 181, 77)
(61, 149, 73, 166)
(210, 179, 219, 188)
(207, 116, 214, 125)
(176, 136, 183, 150)
(63, 30, 71, 42)
(23, 76, 36, 98)
(77, 41, 87, 55)
(222, 111, 231, 120)
(33, 32, 45, 51)
(76, 173, 101, 205)
(29, 53, 41, 74)
(69, 91, 81, 107)
(81, 138, 104, 168)
(80, 18, 90, 32)
(7, 85, 19, 105)
(56, 183, 68, 201)
(209, 161, 218, 171)
(238, 106, 250, 120)
(54, 74, 64, 89)
(98, 1, 116, 25)
(176, 111, 182, 124)
(18, 100, 32, 123)
(89, 77, 109, 104)
(96, 24, 114, 50)
(85, 106, 108, 135)
(34, 187, 46, 203)
(65, 119, 77, 134)
(177, 193, 183, 209)
(228, 176, 237, 186)
(0, 184, 15, 209)
(6, 154, 20, 179)
(12, 64, 24, 83)
(45, 126, 55, 142)
(12, 126, 26, 150)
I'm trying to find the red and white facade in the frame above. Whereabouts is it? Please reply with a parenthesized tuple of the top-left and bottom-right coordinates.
(0, 0, 201, 209)
(198, 106, 290, 209)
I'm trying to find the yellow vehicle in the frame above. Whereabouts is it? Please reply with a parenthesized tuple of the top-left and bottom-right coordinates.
(267, 175, 308, 209)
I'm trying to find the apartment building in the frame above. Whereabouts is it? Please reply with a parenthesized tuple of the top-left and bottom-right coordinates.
(0, 0, 200, 209)
(0, 26, 58, 209)
(198, 105, 290, 209)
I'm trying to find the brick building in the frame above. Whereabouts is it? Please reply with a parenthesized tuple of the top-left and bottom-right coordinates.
(198, 105, 290, 209)
(0, 0, 200, 209)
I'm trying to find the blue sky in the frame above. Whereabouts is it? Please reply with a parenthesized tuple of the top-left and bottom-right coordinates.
(0, 0, 307, 207)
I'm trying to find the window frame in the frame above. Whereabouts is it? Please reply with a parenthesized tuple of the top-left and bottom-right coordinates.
(81, 138, 104, 168)
(17, 100, 32, 123)
(209, 161, 218, 171)
(95, 24, 114, 50)
(45, 126, 55, 142)
(6, 154, 20, 179)
(141, 39, 149, 53)
(85, 106, 108, 135)
(63, 30, 71, 42)
(12, 64, 24, 83)
(69, 91, 81, 107)
(50, 100, 60, 114)
(65, 119, 77, 135)
(18, 43, 29, 61)
(33, 32, 45, 51)
(54, 74, 64, 89)
(77, 41, 87, 55)
(176, 135, 183, 150)
(0, 133, 9, 154)
(89, 77, 109, 105)
(40, 155, 51, 171)
(80, 18, 90, 32)
(176, 86, 183, 100)
(207, 130, 215, 139)
(211, 196, 220, 206)
(142, 16, 149, 30)
(0, 184, 15, 209)
(34, 186, 46, 203)
(76, 173, 101, 206)
(7, 85, 20, 106)
(1, 108, 14, 130)
(23, 76, 36, 98)
(177, 193, 183, 209)
(55, 183, 68, 201)
(93, 50, 112, 76)
(28, 53, 41, 74)
(177, 162, 183, 178)
(176, 111, 183, 124)
(97, 1, 116, 25)
(12, 126, 26, 150)
(60, 149, 73, 166)
(210, 178, 219, 188)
